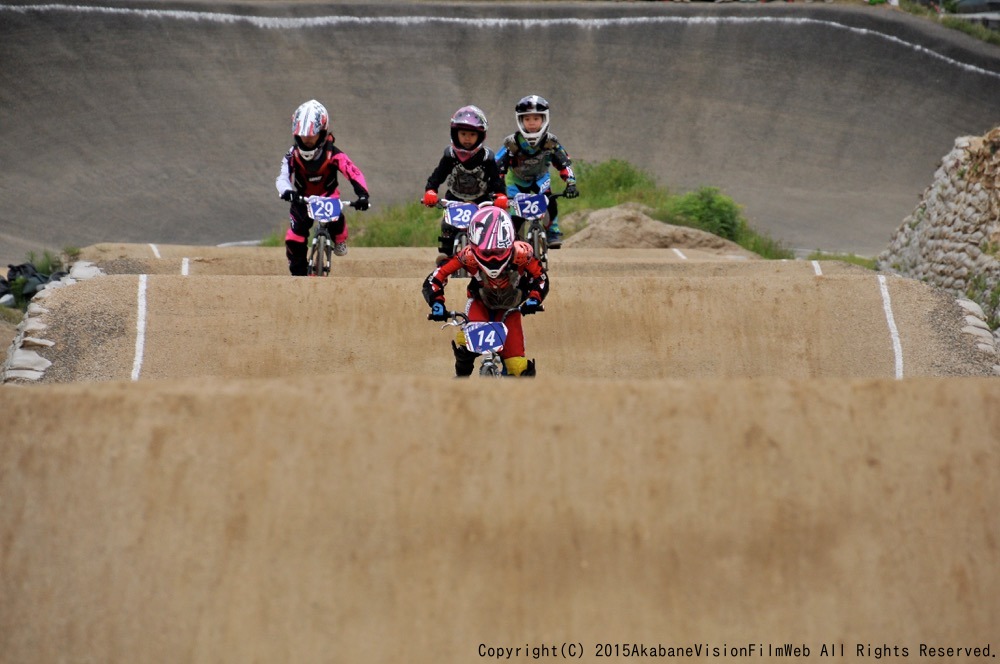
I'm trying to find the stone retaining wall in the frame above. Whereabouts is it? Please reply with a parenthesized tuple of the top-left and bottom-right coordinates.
(877, 127, 1000, 334)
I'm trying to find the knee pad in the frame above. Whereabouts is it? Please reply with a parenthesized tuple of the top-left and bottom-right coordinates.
(503, 356, 530, 376)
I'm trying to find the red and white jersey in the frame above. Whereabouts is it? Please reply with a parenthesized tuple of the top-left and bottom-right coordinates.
(422, 240, 548, 311)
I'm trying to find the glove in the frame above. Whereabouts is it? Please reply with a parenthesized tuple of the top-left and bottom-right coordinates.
(493, 193, 509, 210)
(520, 297, 542, 315)
(428, 301, 448, 321)
(354, 195, 370, 211)
(280, 189, 298, 202)
(423, 190, 439, 207)
(563, 183, 579, 199)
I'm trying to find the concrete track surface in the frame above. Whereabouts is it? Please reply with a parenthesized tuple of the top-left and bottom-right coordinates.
(4, 0, 1000, 265)
(3, 243, 1000, 661)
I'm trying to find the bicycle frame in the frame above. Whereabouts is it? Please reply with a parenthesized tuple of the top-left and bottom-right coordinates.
(305, 196, 355, 277)
(511, 192, 564, 271)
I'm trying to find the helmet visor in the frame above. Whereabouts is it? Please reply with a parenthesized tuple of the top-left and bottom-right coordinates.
(476, 249, 511, 273)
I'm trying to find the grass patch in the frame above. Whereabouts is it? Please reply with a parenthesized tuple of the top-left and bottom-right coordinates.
(805, 251, 878, 270)
(0, 306, 23, 326)
(941, 16, 1000, 46)
(899, 0, 1000, 47)
(351, 202, 440, 248)
(260, 226, 284, 248)
(966, 273, 1000, 329)
(25, 249, 65, 275)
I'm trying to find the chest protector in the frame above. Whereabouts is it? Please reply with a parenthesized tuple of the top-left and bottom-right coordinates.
(480, 270, 522, 310)
(291, 143, 342, 197)
(446, 148, 490, 201)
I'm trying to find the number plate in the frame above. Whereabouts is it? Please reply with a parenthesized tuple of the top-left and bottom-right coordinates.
(308, 197, 343, 222)
(444, 203, 477, 230)
(464, 322, 508, 353)
(514, 193, 547, 219)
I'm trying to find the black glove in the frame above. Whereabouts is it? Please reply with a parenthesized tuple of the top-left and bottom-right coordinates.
(281, 190, 304, 204)
(428, 300, 449, 322)
(520, 297, 542, 315)
(354, 195, 370, 211)
(563, 183, 579, 199)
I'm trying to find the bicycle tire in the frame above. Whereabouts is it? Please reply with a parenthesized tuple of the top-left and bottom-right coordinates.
(480, 363, 502, 378)
(306, 236, 320, 276)
(454, 233, 469, 278)
(321, 234, 332, 276)
(307, 233, 330, 277)
(479, 354, 505, 378)
(530, 222, 548, 270)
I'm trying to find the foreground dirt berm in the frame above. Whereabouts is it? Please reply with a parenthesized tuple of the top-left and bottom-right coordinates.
(2, 243, 998, 662)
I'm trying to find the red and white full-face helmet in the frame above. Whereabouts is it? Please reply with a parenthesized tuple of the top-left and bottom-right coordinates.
(450, 105, 488, 163)
(468, 206, 516, 278)
(291, 99, 329, 161)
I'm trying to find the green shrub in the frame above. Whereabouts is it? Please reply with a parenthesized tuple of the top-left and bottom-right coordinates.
(664, 187, 744, 242)
(26, 250, 64, 275)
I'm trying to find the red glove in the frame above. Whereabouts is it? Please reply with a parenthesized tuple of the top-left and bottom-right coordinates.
(493, 193, 509, 210)
(423, 190, 439, 207)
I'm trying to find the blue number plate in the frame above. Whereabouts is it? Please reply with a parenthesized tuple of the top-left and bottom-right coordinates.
(444, 203, 477, 230)
(514, 193, 547, 219)
(464, 322, 508, 353)
(308, 197, 343, 222)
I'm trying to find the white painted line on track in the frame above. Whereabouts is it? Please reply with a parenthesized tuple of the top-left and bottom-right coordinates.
(181, 257, 189, 276)
(4, 6, 1000, 81)
(672, 248, 688, 260)
(149, 243, 161, 259)
(812, 260, 823, 276)
(131, 274, 148, 381)
(878, 275, 904, 379)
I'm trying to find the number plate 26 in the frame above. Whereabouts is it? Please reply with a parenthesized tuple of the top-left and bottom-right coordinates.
(514, 193, 548, 219)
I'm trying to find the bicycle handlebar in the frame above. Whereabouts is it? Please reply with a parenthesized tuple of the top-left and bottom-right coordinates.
(439, 304, 543, 328)
(303, 195, 366, 210)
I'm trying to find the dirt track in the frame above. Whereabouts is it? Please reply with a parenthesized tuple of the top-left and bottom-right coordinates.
(3, 241, 1000, 661)
(3, 0, 1000, 660)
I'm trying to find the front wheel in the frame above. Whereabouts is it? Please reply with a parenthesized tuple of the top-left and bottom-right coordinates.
(530, 223, 548, 271)
(307, 233, 331, 277)
(454, 232, 469, 278)
(479, 355, 505, 378)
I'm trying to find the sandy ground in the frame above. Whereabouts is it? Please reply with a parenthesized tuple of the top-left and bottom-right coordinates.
(2, 239, 999, 661)
(3, 1, 1000, 661)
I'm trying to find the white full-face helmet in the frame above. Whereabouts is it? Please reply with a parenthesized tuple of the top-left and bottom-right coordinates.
(515, 95, 550, 147)
(291, 99, 329, 161)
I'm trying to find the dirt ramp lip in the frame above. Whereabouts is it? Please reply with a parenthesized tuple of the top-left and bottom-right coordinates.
(18, 264, 991, 383)
(2, 374, 998, 660)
